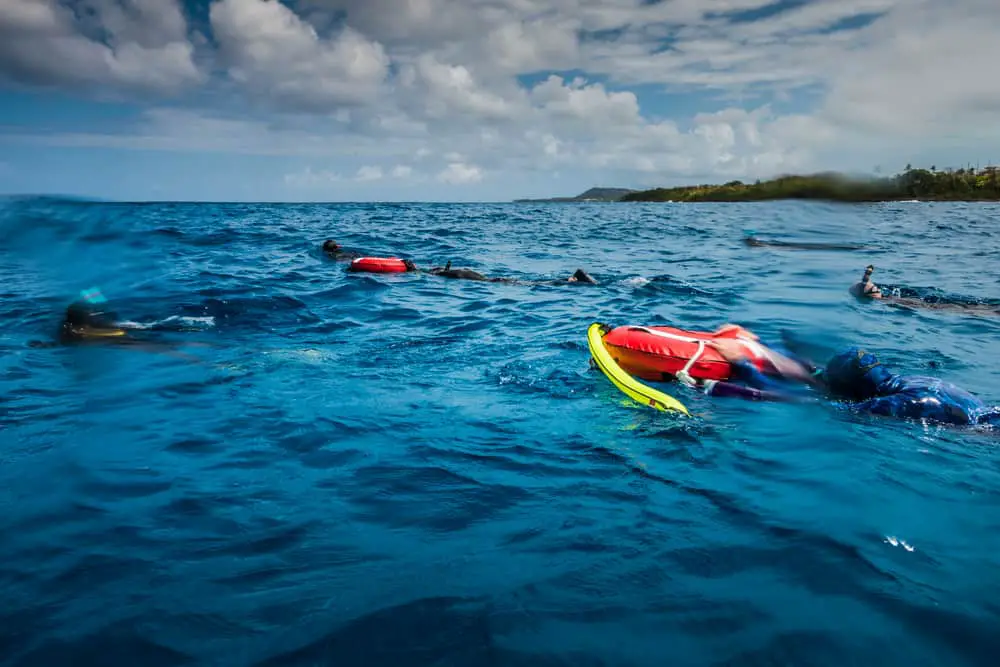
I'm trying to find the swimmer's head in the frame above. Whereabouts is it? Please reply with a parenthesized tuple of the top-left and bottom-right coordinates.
(322, 239, 341, 253)
(568, 268, 597, 284)
(822, 346, 892, 400)
(850, 265, 882, 299)
(850, 282, 882, 298)
(60, 302, 125, 341)
(403, 259, 418, 272)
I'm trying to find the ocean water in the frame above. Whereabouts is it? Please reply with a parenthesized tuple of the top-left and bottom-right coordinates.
(2, 196, 1000, 667)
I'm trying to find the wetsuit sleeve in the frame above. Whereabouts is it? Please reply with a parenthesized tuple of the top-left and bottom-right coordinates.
(705, 380, 804, 402)
(705, 360, 815, 403)
(728, 359, 811, 393)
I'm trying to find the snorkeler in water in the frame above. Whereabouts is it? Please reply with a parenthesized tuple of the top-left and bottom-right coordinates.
(849, 264, 881, 298)
(821, 347, 1000, 426)
(704, 334, 1000, 428)
(427, 261, 597, 285)
(57, 288, 132, 344)
(44, 288, 211, 361)
(743, 232, 866, 251)
(849, 265, 1000, 315)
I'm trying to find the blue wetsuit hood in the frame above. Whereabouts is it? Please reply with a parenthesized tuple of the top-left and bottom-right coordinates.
(822, 347, 894, 401)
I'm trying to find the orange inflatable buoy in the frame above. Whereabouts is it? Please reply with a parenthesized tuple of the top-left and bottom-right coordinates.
(600, 324, 776, 383)
(348, 257, 410, 273)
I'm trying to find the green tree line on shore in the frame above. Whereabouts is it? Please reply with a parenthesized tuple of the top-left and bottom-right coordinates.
(619, 164, 1000, 203)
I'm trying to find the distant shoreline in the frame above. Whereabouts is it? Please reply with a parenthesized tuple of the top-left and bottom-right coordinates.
(514, 187, 637, 203)
(516, 165, 1000, 204)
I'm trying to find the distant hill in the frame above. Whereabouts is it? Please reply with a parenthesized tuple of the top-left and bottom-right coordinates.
(620, 165, 1000, 203)
(514, 187, 636, 203)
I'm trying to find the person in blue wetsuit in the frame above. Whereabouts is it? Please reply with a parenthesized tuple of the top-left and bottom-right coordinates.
(704, 337, 1000, 427)
(821, 347, 1000, 426)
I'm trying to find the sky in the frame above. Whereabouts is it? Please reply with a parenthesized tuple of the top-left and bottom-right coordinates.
(0, 0, 998, 202)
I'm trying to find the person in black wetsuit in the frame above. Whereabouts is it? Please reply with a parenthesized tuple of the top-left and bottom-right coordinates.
(744, 237, 866, 251)
(322, 239, 361, 261)
(849, 265, 1000, 315)
(427, 262, 597, 285)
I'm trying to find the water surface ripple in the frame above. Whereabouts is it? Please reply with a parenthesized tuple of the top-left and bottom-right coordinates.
(2, 198, 1000, 667)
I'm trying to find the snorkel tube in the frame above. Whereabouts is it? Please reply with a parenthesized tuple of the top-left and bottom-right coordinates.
(80, 286, 108, 305)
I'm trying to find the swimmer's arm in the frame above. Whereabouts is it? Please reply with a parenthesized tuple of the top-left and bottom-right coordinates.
(704, 380, 810, 403)
(756, 345, 822, 385)
(705, 360, 816, 403)
(709, 337, 818, 386)
(729, 359, 814, 394)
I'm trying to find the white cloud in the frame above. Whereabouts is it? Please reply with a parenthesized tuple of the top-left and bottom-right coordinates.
(481, 16, 580, 74)
(285, 162, 417, 190)
(209, 0, 390, 110)
(529, 75, 640, 130)
(437, 162, 483, 184)
(3, 0, 1000, 196)
(818, 1, 1000, 141)
(397, 54, 522, 123)
(0, 0, 202, 94)
(284, 166, 342, 187)
(354, 165, 383, 181)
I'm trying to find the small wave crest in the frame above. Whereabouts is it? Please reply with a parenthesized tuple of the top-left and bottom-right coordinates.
(118, 315, 216, 331)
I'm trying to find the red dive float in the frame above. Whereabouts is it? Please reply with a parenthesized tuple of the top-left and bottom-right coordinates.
(598, 323, 777, 383)
(348, 257, 411, 274)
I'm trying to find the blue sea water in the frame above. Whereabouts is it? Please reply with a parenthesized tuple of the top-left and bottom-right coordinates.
(2, 196, 1000, 667)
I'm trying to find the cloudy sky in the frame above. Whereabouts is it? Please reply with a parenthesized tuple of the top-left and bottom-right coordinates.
(0, 0, 997, 201)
